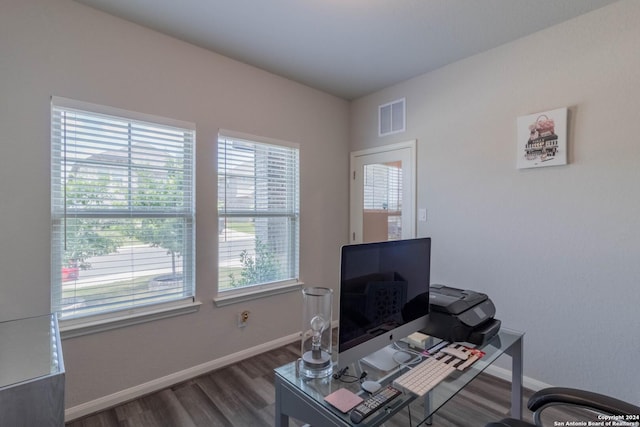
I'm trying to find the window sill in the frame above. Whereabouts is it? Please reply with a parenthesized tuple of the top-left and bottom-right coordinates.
(59, 300, 202, 339)
(213, 281, 303, 307)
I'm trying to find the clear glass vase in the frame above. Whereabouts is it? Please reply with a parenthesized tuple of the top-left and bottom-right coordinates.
(299, 287, 333, 378)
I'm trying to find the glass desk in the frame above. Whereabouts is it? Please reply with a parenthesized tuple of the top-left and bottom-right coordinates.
(274, 328, 524, 427)
(0, 314, 65, 426)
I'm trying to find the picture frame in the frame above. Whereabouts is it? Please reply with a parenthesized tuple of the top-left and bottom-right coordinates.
(517, 107, 568, 169)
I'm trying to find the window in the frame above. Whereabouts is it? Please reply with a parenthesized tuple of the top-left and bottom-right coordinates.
(363, 162, 402, 212)
(363, 162, 403, 240)
(51, 97, 195, 322)
(217, 131, 299, 294)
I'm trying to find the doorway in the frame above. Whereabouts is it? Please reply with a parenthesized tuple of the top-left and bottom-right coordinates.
(350, 140, 416, 243)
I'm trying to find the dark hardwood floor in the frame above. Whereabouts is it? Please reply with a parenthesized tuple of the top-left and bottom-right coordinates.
(66, 341, 578, 427)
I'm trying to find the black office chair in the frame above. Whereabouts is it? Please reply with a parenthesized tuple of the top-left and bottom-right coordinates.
(486, 387, 640, 427)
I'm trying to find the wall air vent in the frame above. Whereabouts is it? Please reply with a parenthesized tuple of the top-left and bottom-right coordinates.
(378, 98, 406, 137)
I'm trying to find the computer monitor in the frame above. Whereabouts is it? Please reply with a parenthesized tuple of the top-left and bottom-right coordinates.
(337, 237, 431, 371)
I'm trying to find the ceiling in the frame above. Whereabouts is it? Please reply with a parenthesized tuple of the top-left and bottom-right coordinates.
(75, 0, 619, 100)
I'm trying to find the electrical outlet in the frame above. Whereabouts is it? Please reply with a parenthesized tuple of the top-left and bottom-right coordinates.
(238, 310, 250, 328)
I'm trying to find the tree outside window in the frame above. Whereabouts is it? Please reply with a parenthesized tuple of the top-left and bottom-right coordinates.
(51, 99, 195, 319)
(217, 132, 299, 292)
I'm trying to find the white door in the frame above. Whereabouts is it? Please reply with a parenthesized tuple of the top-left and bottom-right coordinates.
(350, 140, 416, 243)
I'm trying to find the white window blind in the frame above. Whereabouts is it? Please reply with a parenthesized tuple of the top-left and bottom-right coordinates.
(363, 162, 403, 240)
(51, 98, 195, 320)
(217, 132, 299, 291)
(363, 163, 402, 211)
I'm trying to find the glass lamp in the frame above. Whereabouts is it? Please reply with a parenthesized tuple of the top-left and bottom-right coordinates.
(300, 287, 333, 378)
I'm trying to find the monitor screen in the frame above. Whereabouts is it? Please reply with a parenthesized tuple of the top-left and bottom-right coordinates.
(337, 237, 431, 370)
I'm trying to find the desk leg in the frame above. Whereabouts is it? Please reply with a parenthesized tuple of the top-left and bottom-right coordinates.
(424, 393, 433, 425)
(275, 377, 289, 427)
(507, 335, 523, 419)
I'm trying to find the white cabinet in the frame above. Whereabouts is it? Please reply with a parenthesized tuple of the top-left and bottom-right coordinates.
(0, 314, 65, 426)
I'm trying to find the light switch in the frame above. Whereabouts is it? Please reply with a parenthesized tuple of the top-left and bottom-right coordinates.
(418, 208, 427, 222)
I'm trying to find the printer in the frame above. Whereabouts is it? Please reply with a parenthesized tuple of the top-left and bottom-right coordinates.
(423, 284, 501, 346)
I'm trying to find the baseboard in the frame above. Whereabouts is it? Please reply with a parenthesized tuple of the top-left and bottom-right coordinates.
(65, 331, 301, 422)
(483, 364, 552, 392)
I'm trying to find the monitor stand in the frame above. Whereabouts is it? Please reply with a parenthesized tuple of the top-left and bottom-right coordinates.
(360, 344, 412, 372)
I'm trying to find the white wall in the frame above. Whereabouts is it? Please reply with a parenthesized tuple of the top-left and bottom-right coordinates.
(351, 0, 640, 403)
(0, 0, 349, 411)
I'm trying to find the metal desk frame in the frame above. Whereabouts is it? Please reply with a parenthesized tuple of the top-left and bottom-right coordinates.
(275, 328, 523, 427)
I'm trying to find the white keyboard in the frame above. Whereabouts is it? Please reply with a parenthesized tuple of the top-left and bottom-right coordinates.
(392, 356, 456, 397)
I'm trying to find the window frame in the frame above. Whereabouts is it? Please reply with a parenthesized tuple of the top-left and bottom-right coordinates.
(215, 129, 301, 306)
(50, 97, 198, 335)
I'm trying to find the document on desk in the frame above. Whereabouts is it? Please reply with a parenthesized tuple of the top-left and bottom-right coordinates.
(454, 348, 485, 370)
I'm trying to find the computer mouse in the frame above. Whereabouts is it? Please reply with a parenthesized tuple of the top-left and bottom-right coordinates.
(361, 380, 382, 394)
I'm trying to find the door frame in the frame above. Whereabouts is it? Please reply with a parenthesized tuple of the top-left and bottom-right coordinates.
(349, 140, 417, 243)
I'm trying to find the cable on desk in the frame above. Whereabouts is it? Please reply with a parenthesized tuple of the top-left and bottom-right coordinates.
(333, 366, 368, 384)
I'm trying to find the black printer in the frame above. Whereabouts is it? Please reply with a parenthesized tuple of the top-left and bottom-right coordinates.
(423, 284, 501, 346)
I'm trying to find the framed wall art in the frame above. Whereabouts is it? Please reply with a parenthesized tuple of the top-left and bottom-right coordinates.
(517, 107, 568, 169)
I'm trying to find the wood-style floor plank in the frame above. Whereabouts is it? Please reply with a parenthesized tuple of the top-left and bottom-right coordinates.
(172, 381, 233, 427)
